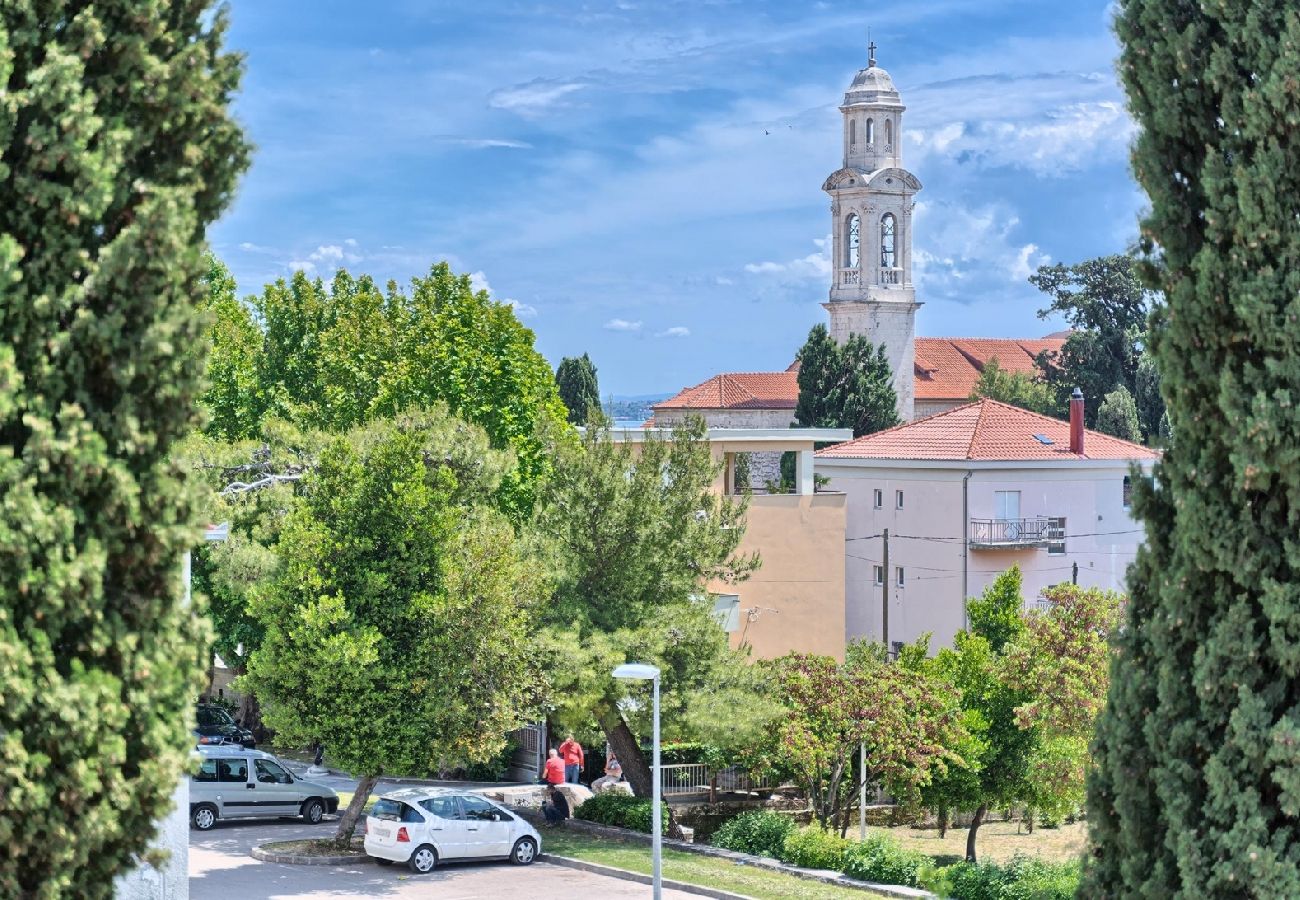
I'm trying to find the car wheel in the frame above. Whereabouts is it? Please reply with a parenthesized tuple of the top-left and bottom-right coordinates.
(302, 799, 325, 824)
(375, 858, 393, 867)
(510, 837, 538, 865)
(408, 844, 437, 874)
(191, 804, 218, 831)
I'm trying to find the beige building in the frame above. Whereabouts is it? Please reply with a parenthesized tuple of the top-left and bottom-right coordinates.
(816, 397, 1158, 651)
(613, 426, 850, 660)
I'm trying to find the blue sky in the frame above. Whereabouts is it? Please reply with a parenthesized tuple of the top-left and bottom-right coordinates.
(212, 0, 1142, 396)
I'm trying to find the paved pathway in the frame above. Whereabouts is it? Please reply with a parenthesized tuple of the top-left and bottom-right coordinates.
(190, 816, 702, 899)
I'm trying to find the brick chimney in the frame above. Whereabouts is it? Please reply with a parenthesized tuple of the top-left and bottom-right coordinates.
(1069, 387, 1085, 455)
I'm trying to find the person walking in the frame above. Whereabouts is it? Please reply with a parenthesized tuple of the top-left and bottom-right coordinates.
(591, 751, 623, 793)
(558, 733, 585, 784)
(541, 747, 565, 786)
(541, 784, 570, 825)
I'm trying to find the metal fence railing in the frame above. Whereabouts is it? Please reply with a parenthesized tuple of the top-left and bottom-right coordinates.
(660, 763, 776, 797)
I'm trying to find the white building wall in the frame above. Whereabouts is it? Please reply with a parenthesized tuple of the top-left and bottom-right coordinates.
(820, 459, 1153, 651)
(114, 777, 188, 900)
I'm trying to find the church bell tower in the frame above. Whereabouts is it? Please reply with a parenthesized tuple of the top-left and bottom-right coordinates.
(822, 44, 921, 421)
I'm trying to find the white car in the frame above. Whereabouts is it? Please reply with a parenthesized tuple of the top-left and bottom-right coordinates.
(190, 746, 339, 830)
(363, 787, 541, 874)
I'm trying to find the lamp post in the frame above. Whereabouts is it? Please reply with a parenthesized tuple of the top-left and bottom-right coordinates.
(612, 663, 662, 900)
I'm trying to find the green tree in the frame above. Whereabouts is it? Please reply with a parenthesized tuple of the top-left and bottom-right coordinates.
(243, 411, 544, 845)
(556, 353, 602, 425)
(794, 325, 901, 438)
(1133, 351, 1166, 444)
(967, 566, 1027, 654)
(1095, 385, 1142, 443)
(199, 255, 263, 440)
(773, 645, 964, 834)
(1084, 2, 1300, 894)
(968, 359, 1060, 417)
(1029, 254, 1152, 426)
(533, 418, 759, 798)
(0, 5, 248, 896)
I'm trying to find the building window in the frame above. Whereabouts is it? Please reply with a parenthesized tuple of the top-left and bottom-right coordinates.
(885, 118, 893, 147)
(896, 489, 904, 509)
(849, 119, 856, 146)
(880, 213, 897, 268)
(994, 490, 1021, 521)
(865, 118, 875, 144)
(873, 488, 883, 509)
(712, 594, 741, 633)
(896, 566, 905, 587)
(1047, 517, 1066, 555)
(846, 214, 861, 267)
(873, 565, 884, 586)
(1123, 475, 1133, 509)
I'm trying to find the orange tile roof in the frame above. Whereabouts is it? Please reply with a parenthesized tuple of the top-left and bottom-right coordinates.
(652, 371, 799, 410)
(816, 398, 1159, 462)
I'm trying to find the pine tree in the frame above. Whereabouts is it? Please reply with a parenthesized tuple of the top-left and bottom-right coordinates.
(794, 325, 900, 438)
(556, 353, 601, 424)
(0, 5, 248, 896)
(1095, 385, 1142, 443)
(1085, 2, 1300, 895)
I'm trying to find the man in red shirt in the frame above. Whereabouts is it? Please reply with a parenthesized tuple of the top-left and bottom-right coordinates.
(558, 734, 585, 784)
(541, 748, 565, 785)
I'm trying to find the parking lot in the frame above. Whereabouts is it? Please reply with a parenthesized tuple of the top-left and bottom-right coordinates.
(189, 817, 702, 899)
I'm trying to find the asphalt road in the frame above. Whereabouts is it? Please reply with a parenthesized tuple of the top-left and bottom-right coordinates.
(189, 808, 701, 899)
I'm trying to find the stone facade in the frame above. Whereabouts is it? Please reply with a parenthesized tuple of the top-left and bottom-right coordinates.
(652, 407, 795, 429)
(824, 297, 920, 423)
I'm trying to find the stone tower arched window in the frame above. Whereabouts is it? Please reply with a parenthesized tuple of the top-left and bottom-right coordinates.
(849, 119, 856, 146)
(885, 119, 893, 148)
(846, 214, 861, 267)
(865, 118, 874, 144)
(880, 213, 896, 269)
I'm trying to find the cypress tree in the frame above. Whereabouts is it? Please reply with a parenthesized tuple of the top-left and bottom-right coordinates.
(1084, 2, 1300, 895)
(0, 5, 248, 896)
(794, 324, 900, 438)
(1095, 385, 1143, 443)
(555, 352, 601, 424)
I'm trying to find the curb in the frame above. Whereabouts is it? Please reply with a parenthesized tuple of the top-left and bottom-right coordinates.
(543, 854, 753, 900)
(252, 842, 375, 867)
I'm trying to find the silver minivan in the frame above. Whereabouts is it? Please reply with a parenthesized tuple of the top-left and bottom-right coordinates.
(190, 746, 339, 830)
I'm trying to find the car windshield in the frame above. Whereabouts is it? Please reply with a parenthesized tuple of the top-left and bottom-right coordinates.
(196, 706, 234, 728)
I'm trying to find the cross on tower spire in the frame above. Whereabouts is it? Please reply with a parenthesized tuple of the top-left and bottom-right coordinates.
(868, 39, 877, 67)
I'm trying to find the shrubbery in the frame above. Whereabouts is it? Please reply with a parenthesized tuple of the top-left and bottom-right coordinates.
(921, 855, 1080, 900)
(573, 793, 667, 833)
(842, 834, 930, 887)
(712, 811, 795, 858)
(778, 826, 849, 871)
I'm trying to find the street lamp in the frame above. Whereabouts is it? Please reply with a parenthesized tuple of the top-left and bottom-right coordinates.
(612, 663, 662, 900)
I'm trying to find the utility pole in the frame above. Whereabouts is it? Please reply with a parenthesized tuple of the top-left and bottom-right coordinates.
(1072, 561, 1078, 585)
(882, 528, 890, 650)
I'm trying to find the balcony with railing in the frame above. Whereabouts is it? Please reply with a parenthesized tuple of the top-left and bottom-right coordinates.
(840, 269, 861, 286)
(880, 266, 904, 286)
(969, 517, 1051, 550)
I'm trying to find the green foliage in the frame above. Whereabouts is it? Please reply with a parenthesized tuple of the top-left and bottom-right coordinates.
(1029, 254, 1151, 428)
(242, 412, 544, 839)
(200, 256, 264, 441)
(794, 324, 901, 438)
(1085, 4, 1300, 894)
(967, 566, 1026, 653)
(0, 4, 249, 895)
(779, 826, 850, 871)
(968, 359, 1060, 417)
(556, 353, 601, 425)
(841, 834, 930, 887)
(573, 793, 667, 833)
(922, 856, 1080, 900)
(1095, 385, 1142, 443)
(711, 811, 797, 858)
(1133, 352, 1166, 443)
(771, 647, 965, 831)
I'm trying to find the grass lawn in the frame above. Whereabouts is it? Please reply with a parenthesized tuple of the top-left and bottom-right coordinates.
(541, 830, 880, 899)
(333, 790, 378, 815)
(880, 819, 1086, 866)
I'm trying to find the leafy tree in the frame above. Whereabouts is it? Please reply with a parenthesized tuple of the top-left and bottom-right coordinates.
(1085, 2, 1300, 894)
(967, 566, 1026, 654)
(556, 353, 601, 425)
(1133, 351, 1166, 444)
(200, 256, 263, 440)
(1029, 254, 1152, 426)
(1002, 584, 1122, 822)
(794, 324, 901, 437)
(533, 418, 759, 799)
(772, 646, 964, 834)
(243, 411, 544, 845)
(1095, 385, 1142, 443)
(0, 5, 248, 896)
(968, 359, 1060, 417)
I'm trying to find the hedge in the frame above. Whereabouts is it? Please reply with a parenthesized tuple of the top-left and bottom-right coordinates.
(778, 826, 849, 871)
(921, 855, 1081, 899)
(573, 792, 667, 833)
(712, 811, 796, 858)
(842, 834, 930, 887)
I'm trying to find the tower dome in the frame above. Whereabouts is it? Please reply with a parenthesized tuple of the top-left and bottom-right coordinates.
(843, 63, 901, 108)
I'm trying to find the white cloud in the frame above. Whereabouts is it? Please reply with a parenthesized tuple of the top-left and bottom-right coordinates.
(911, 200, 1050, 299)
(287, 259, 315, 273)
(508, 300, 539, 318)
(489, 80, 587, 118)
(432, 136, 533, 149)
(310, 245, 344, 263)
(604, 318, 643, 332)
(470, 270, 537, 318)
(744, 236, 831, 281)
(344, 238, 358, 247)
(1010, 242, 1050, 282)
(655, 326, 690, 338)
(238, 241, 274, 254)
(469, 270, 493, 294)
(714, 276, 734, 286)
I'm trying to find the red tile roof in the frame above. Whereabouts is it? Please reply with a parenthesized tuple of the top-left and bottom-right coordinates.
(656, 336, 1065, 413)
(652, 371, 800, 410)
(816, 398, 1159, 461)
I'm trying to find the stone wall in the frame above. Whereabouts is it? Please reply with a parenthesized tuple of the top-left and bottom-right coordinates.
(825, 299, 920, 422)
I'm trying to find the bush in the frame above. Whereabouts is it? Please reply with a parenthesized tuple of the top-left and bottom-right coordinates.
(780, 826, 849, 871)
(712, 811, 796, 858)
(660, 741, 721, 766)
(921, 855, 1080, 900)
(574, 792, 667, 834)
(842, 834, 930, 887)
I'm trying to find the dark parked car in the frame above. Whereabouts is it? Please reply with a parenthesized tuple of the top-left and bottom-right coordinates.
(195, 703, 256, 749)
